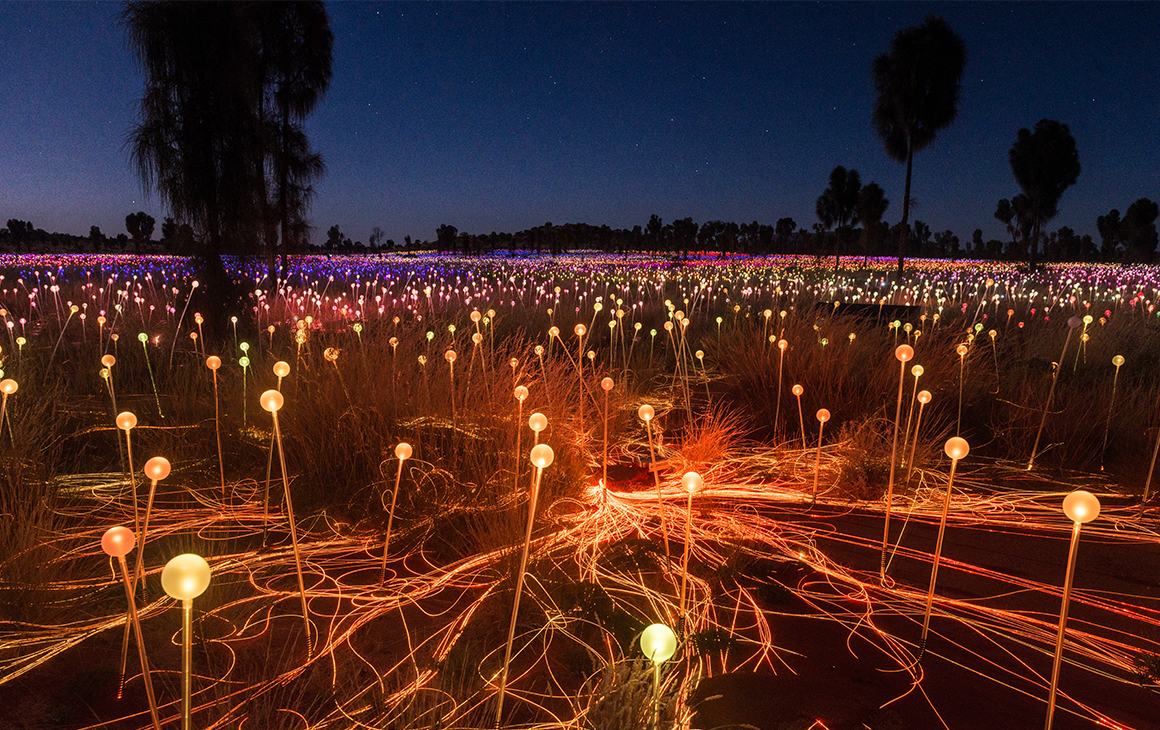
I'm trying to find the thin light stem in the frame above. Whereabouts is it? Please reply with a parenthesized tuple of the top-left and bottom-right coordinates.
(1029, 328, 1075, 470)
(496, 465, 543, 728)
(380, 459, 405, 583)
(645, 421, 672, 562)
(118, 556, 161, 730)
(272, 411, 311, 650)
(1045, 521, 1082, 730)
(919, 458, 958, 660)
(882, 359, 906, 579)
(181, 599, 192, 730)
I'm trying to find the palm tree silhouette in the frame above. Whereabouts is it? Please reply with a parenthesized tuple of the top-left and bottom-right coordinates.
(872, 15, 966, 276)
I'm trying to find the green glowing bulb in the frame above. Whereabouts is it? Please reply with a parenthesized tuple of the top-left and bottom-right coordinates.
(239, 356, 250, 368)
(137, 333, 148, 343)
(426, 331, 434, 341)
(240, 342, 250, 352)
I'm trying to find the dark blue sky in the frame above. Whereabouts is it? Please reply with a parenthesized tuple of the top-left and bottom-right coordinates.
(2, 2, 1158, 247)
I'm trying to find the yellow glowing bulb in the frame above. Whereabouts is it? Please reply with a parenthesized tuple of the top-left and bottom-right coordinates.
(161, 554, 211, 601)
(101, 354, 116, 368)
(273, 361, 290, 378)
(640, 623, 677, 663)
(1112, 355, 1124, 367)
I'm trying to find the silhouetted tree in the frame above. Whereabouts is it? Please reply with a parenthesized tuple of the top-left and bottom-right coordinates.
(872, 15, 966, 275)
(1097, 209, 1124, 260)
(1008, 119, 1080, 269)
(125, 211, 155, 253)
(436, 224, 458, 253)
(857, 182, 889, 256)
(775, 217, 796, 253)
(1123, 198, 1159, 263)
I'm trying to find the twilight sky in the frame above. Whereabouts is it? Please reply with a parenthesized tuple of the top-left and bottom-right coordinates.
(2, 1, 1158, 248)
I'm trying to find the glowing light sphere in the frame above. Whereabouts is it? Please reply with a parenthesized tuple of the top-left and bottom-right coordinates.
(944, 436, 969, 461)
(470, 310, 481, 322)
(238, 356, 250, 368)
(444, 350, 457, 363)
(918, 390, 932, 404)
(682, 471, 703, 493)
(101, 526, 135, 557)
(638, 404, 655, 422)
(640, 623, 677, 663)
(273, 361, 290, 378)
(911, 365, 924, 377)
(206, 356, 221, 370)
(601, 377, 614, 391)
(137, 332, 149, 343)
(816, 408, 830, 423)
(574, 324, 586, 337)
(510, 358, 519, 369)
(535, 345, 545, 356)
(1063, 490, 1100, 524)
(515, 385, 529, 402)
(530, 443, 555, 469)
(777, 339, 788, 351)
(528, 413, 548, 432)
(239, 342, 250, 353)
(101, 354, 116, 368)
(323, 348, 339, 362)
(895, 344, 914, 362)
(260, 389, 284, 412)
(472, 332, 482, 344)
(116, 411, 137, 431)
(144, 457, 171, 482)
(549, 327, 560, 338)
(792, 384, 804, 396)
(956, 344, 968, 357)
(0, 379, 17, 395)
(395, 442, 412, 460)
(161, 554, 211, 601)
(1112, 355, 1124, 367)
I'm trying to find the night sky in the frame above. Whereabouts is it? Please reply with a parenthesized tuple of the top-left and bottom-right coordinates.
(3, 1, 1158, 249)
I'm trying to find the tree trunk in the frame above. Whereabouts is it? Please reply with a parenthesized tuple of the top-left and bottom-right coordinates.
(897, 140, 914, 277)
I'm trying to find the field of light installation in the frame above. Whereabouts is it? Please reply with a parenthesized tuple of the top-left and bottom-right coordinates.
(0, 251, 1158, 730)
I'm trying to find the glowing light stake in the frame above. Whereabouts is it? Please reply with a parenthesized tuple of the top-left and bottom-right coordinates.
(49, 304, 78, 366)
(161, 554, 211, 730)
(812, 409, 830, 508)
(380, 442, 412, 583)
(1045, 490, 1101, 730)
(638, 404, 672, 561)
(139, 333, 163, 418)
(906, 390, 932, 484)
(792, 384, 806, 450)
(101, 527, 162, 730)
(206, 357, 225, 495)
(262, 361, 293, 529)
(133, 456, 170, 597)
(901, 364, 923, 465)
(101, 354, 119, 416)
(495, 443, 554, 728)
(919, 437, 969, 660)
(575, 323, 587, 439)
(679, 472, 702, 621)
(261, 389, 311, 646)
(0, 379, 17, 440)
(882, 344, 914, 579)
(640, 623, 678, 730)
(445, 349, 457, 425)
(239, 354, 251, 427)
(601, 377, 614, 489)
(1029, 316, 1082, 470)
(513, 386, 529, 495)
(955, 343, 968, 435)
(774, 339, 788, 438)
(1100, 355, 1124, 472)
(116, 412, 141, 541)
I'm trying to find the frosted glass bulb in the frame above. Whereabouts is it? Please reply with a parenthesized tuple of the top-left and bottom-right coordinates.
(116, 411, 137, 431)
(528, 413, 548, 432)
(895, 344, 914, 362)
(816, 408, 830, 423)
(530, 443, 554, 469)
(640, 623, 677, 663)
(1062, 490, 1100, 524)
(682, 471, 703, 493)
(101, 526, 135, 557)
(144, 456, 171, 481)
(206, 356, 221, 370)
(944, 436, 969, 461)
(260, 389, 284, 412)
(395, 442, 412, 460)
(161, 554, 211, 601)
(273, 361, 290, 378)
(637, 404, 654, 422)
